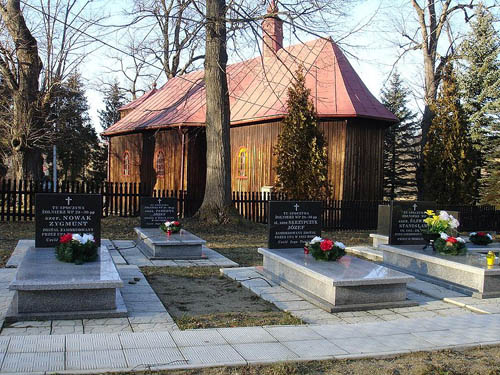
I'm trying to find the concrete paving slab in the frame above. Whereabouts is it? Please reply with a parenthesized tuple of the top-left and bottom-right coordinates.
(232, 342, 298, 363)
(283, 339, 348, 357)
(217, 327, 277, 345)
(2, 352, 64, 373)
(407, 279, 467, 299)
(171, 329, 228, 347)
(84, 324, 133, 334)
(124, 347, 185, 369)
(51, 326, 84, 335)
(264, 326, 323, 342)
(127, 312, 174, 324)
(119, 332, 176, 349)
(66, 333, 122, 351)
(7, 334, 64, 353)
(83, 318, 130, 326)
(329, 336, 393, 354)
(131, 323, 178, 332)
(371, 333, 435, 351)
(273, 300, 318, 312)
(181, 345, 246, 366)
(65, 349, 127, 370)
(260, 292, 304, 303)
(1, 327, 51, 336)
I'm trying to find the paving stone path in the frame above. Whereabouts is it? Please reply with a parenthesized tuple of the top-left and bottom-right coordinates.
(0, 241, 498, 372)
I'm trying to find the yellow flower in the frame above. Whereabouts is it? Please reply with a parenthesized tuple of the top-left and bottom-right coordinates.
(426, 210, 435, 216)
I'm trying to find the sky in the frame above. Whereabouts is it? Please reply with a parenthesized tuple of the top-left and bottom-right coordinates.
(78, 0, 479, 134)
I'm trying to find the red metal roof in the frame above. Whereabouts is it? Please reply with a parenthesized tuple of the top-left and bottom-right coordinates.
(103, 38, 397, 136)
(119, 87, 158, 111)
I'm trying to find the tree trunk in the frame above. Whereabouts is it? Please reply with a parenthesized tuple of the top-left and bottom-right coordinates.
(196, 0, 234, 224)
(0, 0, 43, 180)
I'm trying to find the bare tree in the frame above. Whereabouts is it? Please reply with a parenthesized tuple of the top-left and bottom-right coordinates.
(130, 0, 205, 80)
(0, 0, 102, 179)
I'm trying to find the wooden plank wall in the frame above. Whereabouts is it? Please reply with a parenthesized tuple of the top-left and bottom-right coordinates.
(152, 129, 185, 191)
(342, 119, 385, 201)
(230, 119, 347, 199)
(108, 133, 143, 183)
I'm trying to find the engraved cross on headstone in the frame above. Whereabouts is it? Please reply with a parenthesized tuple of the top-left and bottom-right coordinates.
(158, 198, 162, 204)
(294, 203, 300, 211)
(65, 196, 72, 205)
(413, 203, 418, 211)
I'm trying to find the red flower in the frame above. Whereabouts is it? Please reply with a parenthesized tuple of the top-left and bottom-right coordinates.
(320, 239, 333, 252)
(60, 233, 72, 244)
(304, 247, 309, 255)
(174, 221, 180, 226)
(478, 232, 486, 236)
(447, 237, 458, 244)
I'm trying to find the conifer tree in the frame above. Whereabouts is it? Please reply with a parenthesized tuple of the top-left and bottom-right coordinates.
(423, 64, 477, 204)
(274, 67, 330, 200)
(48, 73, 101, 181)
(381, 72, 420, 200)
(99, 80, 126, 130)
(458, 4, 500, 204)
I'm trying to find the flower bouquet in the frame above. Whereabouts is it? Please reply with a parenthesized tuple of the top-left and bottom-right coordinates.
(469, 232, 493, 246)
(423, 210, 459, 235)
(160, 220, 181, 235)
(433, 233, 467, 256)
(304, 236, 345, 261)
(422, 210, 459, 249)
(55, 233, 98, 264)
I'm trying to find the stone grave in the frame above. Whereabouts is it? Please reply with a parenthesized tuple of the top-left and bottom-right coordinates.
(257, 201, 416, 312)
(371, 202, 459, 248)
(140, 197, 177, 228)
(7, 193, 126, 321)
(267, 201, 321, 249)
(380, 244, 500, 298)
(135, 197, 206, 259)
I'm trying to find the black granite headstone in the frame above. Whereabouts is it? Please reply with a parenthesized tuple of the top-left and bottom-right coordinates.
(35, 193, 102, 247)
(140, 197, 177, 228)
(268, 201, 321, 249)
(378, 201, 436, 245)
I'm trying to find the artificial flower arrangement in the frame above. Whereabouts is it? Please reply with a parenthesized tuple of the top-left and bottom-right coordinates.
(469, 232, 493, 246)
(423, 210, 459, 235)
(433, 233, 467, 256)
(160, 220, 181, 235)
(304, 236, 346, 261)
(55, 233, 98, 264)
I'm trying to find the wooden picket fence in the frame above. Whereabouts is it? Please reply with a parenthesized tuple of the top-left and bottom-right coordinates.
(1, 179, 499, 231)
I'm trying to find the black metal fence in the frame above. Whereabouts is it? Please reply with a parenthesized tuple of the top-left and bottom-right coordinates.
(1, 179, 499, 231)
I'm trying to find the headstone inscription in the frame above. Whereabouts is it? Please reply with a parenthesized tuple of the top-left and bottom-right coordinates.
(140, 197, 177, 228)
(268, 201, 321, 249)
(35, 193, 101, 247)
(378, 201, 435, 245)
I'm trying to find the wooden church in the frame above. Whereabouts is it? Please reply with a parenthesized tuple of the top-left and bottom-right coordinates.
(102, 3, 397, 203)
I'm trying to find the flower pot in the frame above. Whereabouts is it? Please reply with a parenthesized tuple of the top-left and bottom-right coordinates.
(421, 231, 440, 251)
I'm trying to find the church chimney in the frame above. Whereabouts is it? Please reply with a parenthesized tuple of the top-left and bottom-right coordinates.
(262, 0, 283, 58)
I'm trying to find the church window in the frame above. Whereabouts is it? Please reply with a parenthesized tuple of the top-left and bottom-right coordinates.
(156, 151, 165, 177)
(237, 147, 248, 178)
(123, 152, 130, 176)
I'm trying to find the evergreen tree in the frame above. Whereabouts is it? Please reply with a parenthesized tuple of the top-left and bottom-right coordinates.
(274, 67, 330, 200)
(423, 64, 477, 204)
(99, 80, 126, 130)
(48, 73, 101, 181)
(458, 4, 500, 204)
(381, 72, 420, 200)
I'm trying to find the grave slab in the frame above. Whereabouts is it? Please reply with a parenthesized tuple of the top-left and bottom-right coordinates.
(6, 246, 126, 322)
(135, 227, 206, 259)
(258, 248, 416, 312)
(381, 244, 500, 298)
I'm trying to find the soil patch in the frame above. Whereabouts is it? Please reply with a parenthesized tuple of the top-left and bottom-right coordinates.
(142, 266, 301, 329)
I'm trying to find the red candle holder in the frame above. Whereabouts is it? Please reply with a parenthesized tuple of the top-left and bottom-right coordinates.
(167, 230, 172, 237)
